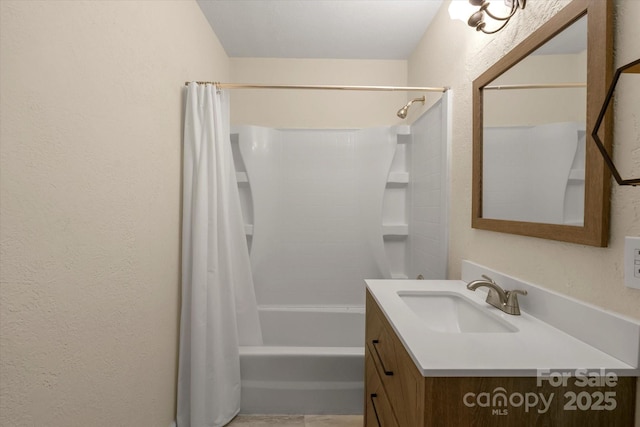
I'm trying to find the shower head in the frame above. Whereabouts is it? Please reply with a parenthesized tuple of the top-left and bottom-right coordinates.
(397, 106, 410, 120)
(397, 96, 426, 119)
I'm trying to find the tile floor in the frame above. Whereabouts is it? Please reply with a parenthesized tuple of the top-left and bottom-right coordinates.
(227, 414, 363, 427)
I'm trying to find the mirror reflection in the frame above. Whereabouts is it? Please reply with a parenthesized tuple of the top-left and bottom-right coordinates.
(482, 16, 587, 225)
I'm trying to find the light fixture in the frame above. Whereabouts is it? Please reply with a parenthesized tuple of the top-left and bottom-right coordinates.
(449, 0, 526, 34)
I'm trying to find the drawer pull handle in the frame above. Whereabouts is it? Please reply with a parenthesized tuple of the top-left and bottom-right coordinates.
(371, 339, 394, 376)
(370, 393, 382, 427)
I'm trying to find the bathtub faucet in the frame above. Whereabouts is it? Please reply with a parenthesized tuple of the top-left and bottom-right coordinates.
(466, 275, 527, 315)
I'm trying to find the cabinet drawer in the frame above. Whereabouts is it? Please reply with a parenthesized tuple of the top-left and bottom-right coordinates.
(365, 347, 399, 427)
(366, 290, 424, 427)
(367, 319, 396, 378)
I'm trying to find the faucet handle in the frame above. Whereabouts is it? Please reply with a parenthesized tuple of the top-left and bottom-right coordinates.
(505, 289, 527, 315)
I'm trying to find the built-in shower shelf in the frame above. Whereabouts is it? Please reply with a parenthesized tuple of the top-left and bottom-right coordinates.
(244, 224, 254, 236)
(382, 224, 408, 237)
(394, 125, 411, 136)
(567, 169, 585, 182)
(236, 172, 249, 184)
(386, 172, 409, 187)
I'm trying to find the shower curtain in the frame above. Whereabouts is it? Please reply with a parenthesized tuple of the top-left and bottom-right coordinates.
(177, 84, 262, 427)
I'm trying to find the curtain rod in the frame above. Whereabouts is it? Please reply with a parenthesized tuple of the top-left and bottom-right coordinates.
(484, 83, 586, 90)
(184, 82, 448, 93)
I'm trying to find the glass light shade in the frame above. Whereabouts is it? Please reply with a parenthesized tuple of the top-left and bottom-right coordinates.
(449, 0, 513, 23)
(487, 0, 512, 15)
(448, 0, 477, 22)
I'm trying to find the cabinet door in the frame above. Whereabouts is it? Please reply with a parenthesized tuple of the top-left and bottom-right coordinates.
(365, 346, 399, 427)
(366, 291, 425, 426)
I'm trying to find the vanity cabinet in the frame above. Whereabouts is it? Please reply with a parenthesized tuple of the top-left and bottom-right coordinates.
(365, 291, 424, 426)
(364, 289, 637, 427)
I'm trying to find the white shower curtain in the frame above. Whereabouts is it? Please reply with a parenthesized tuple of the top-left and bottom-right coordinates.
(177, 84, 262, 427)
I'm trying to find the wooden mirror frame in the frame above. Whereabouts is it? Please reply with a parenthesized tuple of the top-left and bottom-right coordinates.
(472, 0, 613, 246)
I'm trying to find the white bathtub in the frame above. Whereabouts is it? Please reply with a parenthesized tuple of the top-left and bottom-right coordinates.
(239, 306, 365, 414)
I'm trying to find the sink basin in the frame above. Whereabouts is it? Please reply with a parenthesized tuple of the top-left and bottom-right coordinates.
(397, 291, 518, 333)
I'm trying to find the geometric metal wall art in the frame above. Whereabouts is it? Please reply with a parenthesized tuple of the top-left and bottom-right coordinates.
(591, 57, 640, 186)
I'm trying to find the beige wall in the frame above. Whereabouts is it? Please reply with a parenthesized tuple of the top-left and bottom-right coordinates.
(230, 58, 409, 128)
(408, 0, 640, 319)
(0, 1, 229, 426)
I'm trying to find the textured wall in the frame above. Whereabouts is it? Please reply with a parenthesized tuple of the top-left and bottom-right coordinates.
(408, 0, 640, 319)
(0, 1, 229, 426)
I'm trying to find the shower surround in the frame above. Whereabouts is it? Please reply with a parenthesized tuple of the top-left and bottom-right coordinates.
(237, 125, 397, 306)
(230, 96, 449, 414)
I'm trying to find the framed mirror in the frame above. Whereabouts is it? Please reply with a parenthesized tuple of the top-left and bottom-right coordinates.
(472, 0, 613, 246)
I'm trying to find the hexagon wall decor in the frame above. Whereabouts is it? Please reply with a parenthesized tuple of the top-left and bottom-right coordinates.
(592, 57, 640, 186)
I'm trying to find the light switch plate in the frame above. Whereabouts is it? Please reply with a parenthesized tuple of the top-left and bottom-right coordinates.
(624, 236, 640, 289)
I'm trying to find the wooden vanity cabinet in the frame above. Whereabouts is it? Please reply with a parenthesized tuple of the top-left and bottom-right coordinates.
(365, 290, 425, 426)
(364, 289, 637, 427)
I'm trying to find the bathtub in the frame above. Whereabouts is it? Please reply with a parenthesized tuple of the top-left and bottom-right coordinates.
(239, 306, 365, 414)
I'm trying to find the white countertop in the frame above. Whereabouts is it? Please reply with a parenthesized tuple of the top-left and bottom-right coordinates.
(366, 279, 639, 377)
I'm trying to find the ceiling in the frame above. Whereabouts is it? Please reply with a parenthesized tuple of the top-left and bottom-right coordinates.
(196, 0, 444, 60)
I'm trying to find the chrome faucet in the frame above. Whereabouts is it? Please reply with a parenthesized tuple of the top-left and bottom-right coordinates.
(466, 275, 527, 315)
